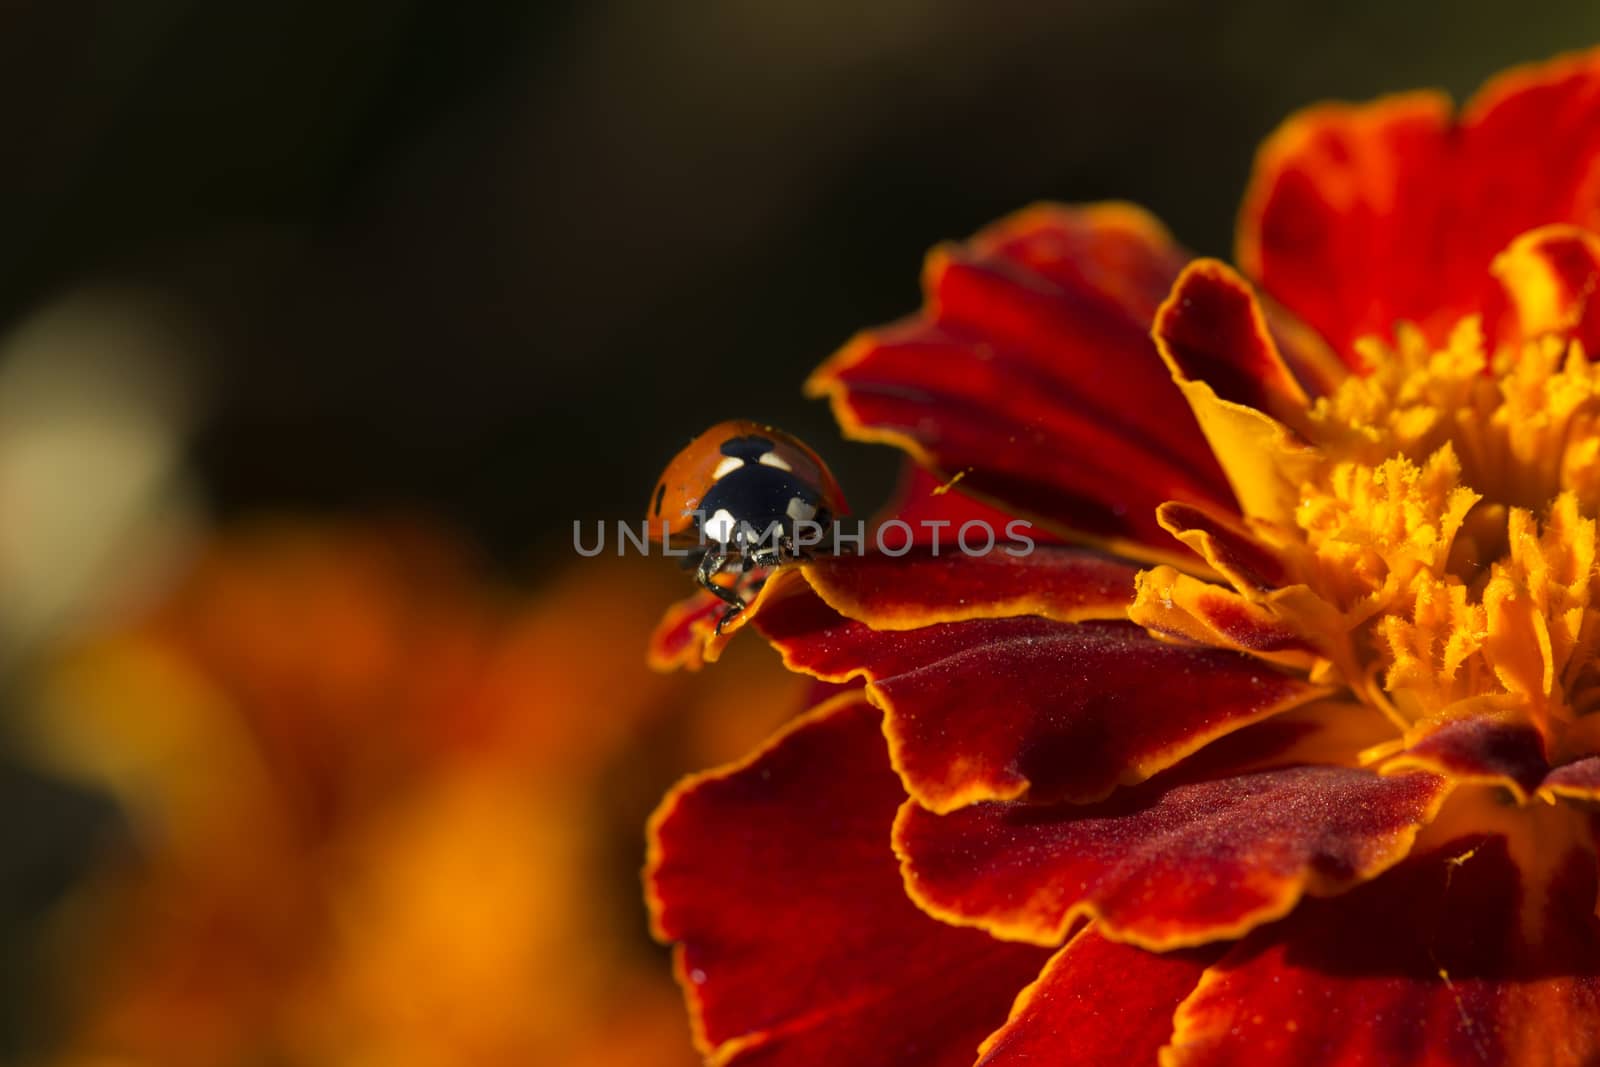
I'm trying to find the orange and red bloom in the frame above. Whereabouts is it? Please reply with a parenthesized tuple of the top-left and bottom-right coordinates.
(24, 524, 802, 1067)
(646, 49, 1600, 1066)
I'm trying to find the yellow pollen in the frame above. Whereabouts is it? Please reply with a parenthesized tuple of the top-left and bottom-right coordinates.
(1313, 319, 1600, 514)
(1134, 318, 1600, 756)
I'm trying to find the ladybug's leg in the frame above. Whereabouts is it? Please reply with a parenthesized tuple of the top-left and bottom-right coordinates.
(749, 530, 806, 570)
(781, 532, 812, 563)
(748, 545, 784, 569)
(696, 549, 742, 607)
(696, 549, 746, 635)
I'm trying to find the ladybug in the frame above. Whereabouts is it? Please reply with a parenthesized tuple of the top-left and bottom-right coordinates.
(650, 419, 846, 632)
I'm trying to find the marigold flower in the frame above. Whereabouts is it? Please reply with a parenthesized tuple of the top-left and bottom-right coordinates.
(647, 49, 1600, 1066)
(21, 522, 802, 1067)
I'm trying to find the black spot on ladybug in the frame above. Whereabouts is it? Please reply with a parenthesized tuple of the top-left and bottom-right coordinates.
(653, 483, 666, 516)
(719, 435, 775, 461)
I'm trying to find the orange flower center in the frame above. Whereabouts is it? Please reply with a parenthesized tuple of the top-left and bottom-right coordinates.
(1133, 320, 1600, 762)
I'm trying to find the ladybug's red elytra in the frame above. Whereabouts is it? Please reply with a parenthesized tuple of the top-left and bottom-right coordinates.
(650, 419, 847, 633)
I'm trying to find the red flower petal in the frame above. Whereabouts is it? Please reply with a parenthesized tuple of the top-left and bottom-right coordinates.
(1462, 50, 1600, 239)
(801, 546, 1136, 631)
(807, 203, 1233, 558)
(1541, 756, 1600, 801)
(1384, 715, 1551, 801)
(1153, 259, 1311, 425)
(1132, 570, 1319, 659)
(976, 928, 1219, 1067)
(1491, 224, 1600, 355)
(647, 589, 729, 672)
(1165, 830, 1600, 1066)
(649, 538, 1131, 675)
(875, 464, 1064, 543)
(1239, 91, 1451, 361)
(897, 763, 1450, 949)
(1156, 501, 1289, 591)
(1241, 49, 1600, 359)
(646, 695, 1050, 1066)
(753, 581, 1327, 810)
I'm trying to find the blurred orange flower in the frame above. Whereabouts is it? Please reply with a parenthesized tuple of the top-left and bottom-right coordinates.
(20, 521, 802, 1067)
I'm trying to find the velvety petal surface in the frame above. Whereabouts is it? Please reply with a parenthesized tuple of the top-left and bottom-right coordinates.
(650, 539, 1137, 673)
(897, 762, 1449, 949)
(1384, 715, 1552, 801)
(1240, 49, 1600, 359)
(801, 546, 1136, 631)
(1379, 713, 1600, 807)
(752, 579, 1327, 810)
(1541, 756, 1600, 801)
(1165, 825, 1600, 1066)
(647, 695, 1050, 1067)
(976, 927, 1218, 1067)
(807, 202, 1234, 557)
(872, 463, 1064, 545)
(1155, 501, 1290, 591)
(1153, 259, 1310, 426)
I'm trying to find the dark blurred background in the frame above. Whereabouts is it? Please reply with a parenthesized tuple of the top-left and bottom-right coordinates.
(2, 3, 1599, 1063)
(4, 0, 1596, 567)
